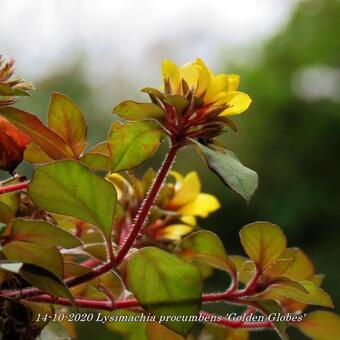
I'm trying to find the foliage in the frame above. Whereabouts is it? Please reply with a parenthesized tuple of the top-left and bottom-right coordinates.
(0, 55, 338, 340)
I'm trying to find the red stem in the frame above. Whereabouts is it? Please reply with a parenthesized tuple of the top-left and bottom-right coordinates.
(27, 295, 139, 310)
(114, 143, 179, 265)
(0, 143, 180, 300)
(0, 181, 28, 194)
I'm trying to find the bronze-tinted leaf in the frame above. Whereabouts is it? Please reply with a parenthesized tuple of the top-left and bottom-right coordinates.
(0, 116, 31, 172)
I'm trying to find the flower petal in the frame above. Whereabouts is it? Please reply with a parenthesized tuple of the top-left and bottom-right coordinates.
(168, 171, 201, 208)
(204, 74, 229, 103)
(219, 91, 252, 116)
(162, 59, 181, 94)
(179, 63, 200, 91)
(227, 74, 240, 91)
(179, 193, 220, 217)
(180, 215, 197, 226)
(158, 224, 194, 241)
(194, 59, 212, 96)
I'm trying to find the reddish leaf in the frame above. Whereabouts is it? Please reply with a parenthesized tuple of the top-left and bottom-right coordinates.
(48, 93, 87, 157)
(0, 116, 31, 172)
(0, 107, 74, 160)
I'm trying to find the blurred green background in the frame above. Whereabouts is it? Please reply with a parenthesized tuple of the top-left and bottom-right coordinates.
(2, 0, 340, 338)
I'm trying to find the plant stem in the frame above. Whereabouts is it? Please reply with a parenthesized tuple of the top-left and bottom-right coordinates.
(114, 143, 179, 265)
(26, 295, 139, 311)
(0, 181, 28, 194)
(1, 143, 180, 300)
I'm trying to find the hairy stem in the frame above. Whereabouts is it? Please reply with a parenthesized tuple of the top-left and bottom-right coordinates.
(1, 143, 180, 300)
(114, 143, 179, 265)
(0, 181, 28, 194)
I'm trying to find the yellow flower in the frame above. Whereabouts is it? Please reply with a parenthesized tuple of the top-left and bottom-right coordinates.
(156, 171, 220, 241)
(162, 58, 251, 116)
(107, 170, 220, 242)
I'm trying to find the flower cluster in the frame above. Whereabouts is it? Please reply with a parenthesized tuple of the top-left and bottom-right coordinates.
(114, 58, 251, 143)
(108, 170, 220, 243)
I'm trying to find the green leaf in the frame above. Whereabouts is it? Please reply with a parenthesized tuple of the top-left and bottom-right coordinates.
(176, 230, 236, 277)
(0, 178, 20, 223)
(72, 270, 124, 300)
(229, 255, 255, 285)
(2, 241, 64, 278)
(163, 96, 189, 115)
(262, 258, 294, 279)
(0, 84, 30, 97)
(193, 141, 258, 202)
(113, 100, 165, 121)
(0, 261, 73, 300)
(0, 107, 74, 159)
(297, 311, 340, 340)
(240, 222, 287, 270)
(24, 142, 52, 164)
(280, 247, 315, 281)
(28, 160, 117, 236)
(20, 264, 74, 300)
(9, 218, 81, 249)
(127, 247, 202, 336)
(253, 300, 288, 340)
(253, 280, 333, 308)
(106, 310, 148, 340)
(48, 93, 87, 157)
(80, 153, 110, 171)
(80, 141, 110, 171)
(0, 202, 14, 224)
(141, 87, 165, 100)
(64, 262, 92, 277)
(108, 121, 163, 172)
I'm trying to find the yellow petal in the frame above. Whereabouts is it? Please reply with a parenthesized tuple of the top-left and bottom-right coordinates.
(179, 62, 199, 91)
(106, 173, 133, 199)
(179, 193, 220, 217)
(162, 59, 181, 94)
(169, 170, 184, 184)
(204, 74, 229, 103)
(194, 59, 212, 96)
(180, 215, 197, 226)
(169, 171, 201, 208)
(159, 224, 194, 241)
(227, 74, 240, 91)
(219, 91, 252, 116)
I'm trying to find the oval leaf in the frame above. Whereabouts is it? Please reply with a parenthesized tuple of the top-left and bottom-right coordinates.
(2, 240, 64, 278)
(48, 93, 87, 157)
(9, 218, 81, 249)
(0, 107, 74, 159)
(176, 230, 236, 277)
(113, 100, 165, 121)
(28, 160, 117, 236)
(0, 116, 31, 172)
(253, 300, 288, 340)
(108, 121, 163, 172)
(253, 280, 333, 308)
(193, 141, 258, 202)
(240, 222, 287, 270)
(127, 247, 202, 336)
(297, 311, 340, 340)
(20, 264, 74, 300)
(0, 261, 73, 300)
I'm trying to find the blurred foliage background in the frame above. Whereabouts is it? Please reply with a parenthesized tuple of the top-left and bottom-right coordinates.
(1, 0, 340, 338)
